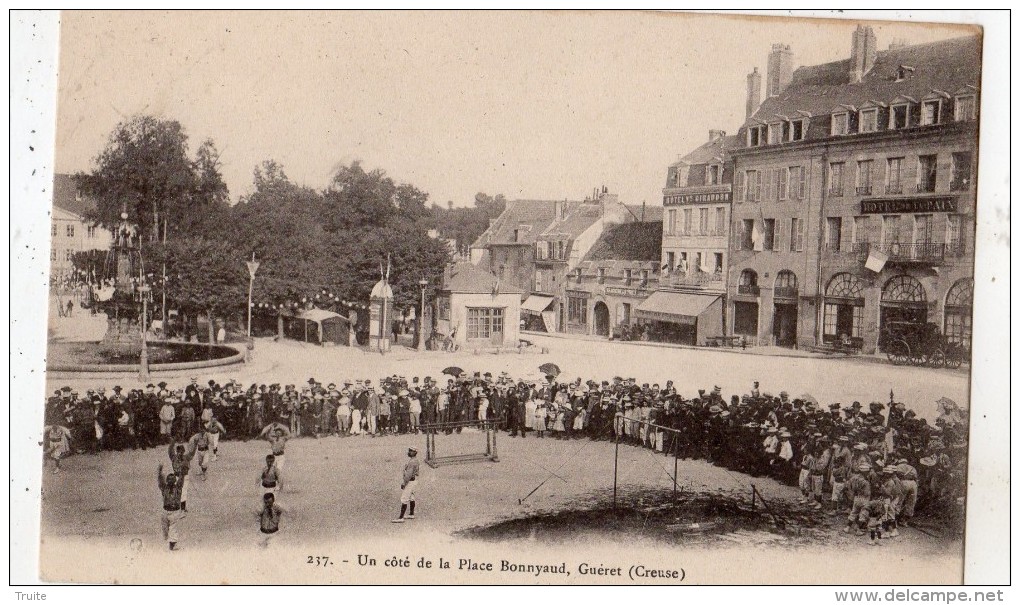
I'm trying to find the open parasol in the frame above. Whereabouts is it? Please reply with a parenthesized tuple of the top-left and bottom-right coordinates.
(441, 366, 464, 377)
(538, 363, 561, 378)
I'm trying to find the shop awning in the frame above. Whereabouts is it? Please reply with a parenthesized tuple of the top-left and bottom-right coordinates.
(521, 294, 555, 314)
(636, 291, 720, 325)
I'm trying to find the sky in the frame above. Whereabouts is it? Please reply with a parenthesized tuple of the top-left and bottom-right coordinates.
(54, 11, 978, 208)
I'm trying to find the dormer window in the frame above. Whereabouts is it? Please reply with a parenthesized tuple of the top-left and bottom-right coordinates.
(597, 268, 606, 284)
(831, 112, 850, 136)
(890, 103, 910, 129)
(921, 99, 942, 126)
(895, 65, 915, 82)
(767, 123, 782, 145)
(955, 94, 977, 122)
(860, 108, 879, 133)
(640, 270, 649, 287)
(706, 164, 721, 185)
(748, 125, 766, 147)
(788, 118, 807, 141)
(575, 268, 583, 284)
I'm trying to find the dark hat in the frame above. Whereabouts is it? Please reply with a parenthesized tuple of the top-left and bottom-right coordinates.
(113, 385, 122, 392)
(408, 447, 418, 455)
(829, 403, 841, 410)
(61, 386, 72, 392)
(158, 381, 168, 388)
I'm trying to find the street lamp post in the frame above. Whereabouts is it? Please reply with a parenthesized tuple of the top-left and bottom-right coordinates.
(417, 278, 428, 351)
(246, 253, 260, 339)
(138, 282, 151, 381)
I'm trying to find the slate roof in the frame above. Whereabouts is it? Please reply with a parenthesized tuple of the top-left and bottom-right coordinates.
(442, 262, 524, 295)
(52, 173, 95, 218)
(742, 35, 981, 130)
(583, 221, 664, 263)
(668, 135, 741, 168)
(471, 199, 571, 248)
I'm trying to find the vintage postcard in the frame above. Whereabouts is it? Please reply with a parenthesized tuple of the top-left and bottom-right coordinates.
(10, 10, 1010, 588)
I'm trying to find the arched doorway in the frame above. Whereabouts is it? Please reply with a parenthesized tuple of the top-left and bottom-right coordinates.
(879, 275, 928, 350)
(593, 301, 611, 337)
(772, 270, 799, 347)
(944, 278, 973, 352)
(823, 273, 865, 346)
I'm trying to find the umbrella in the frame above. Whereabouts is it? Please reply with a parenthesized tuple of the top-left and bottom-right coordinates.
(538, 363, 561, 378)
(441, 366, 464, 377)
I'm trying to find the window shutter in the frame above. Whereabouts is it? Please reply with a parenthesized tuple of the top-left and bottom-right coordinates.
(762, 168, 772, 200)
(755, 171, 763, 202)
(735, 171, 744, 202)
(775, 219, 784, 252)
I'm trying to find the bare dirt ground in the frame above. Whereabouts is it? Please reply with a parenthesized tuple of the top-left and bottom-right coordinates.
(38, 429, 962, 585)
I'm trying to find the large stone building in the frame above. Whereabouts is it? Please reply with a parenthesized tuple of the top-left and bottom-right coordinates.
(470, 190, 634, 332)
(50, 173, 113, 284)
(652, 130, 738, 345)
(728, 28, 980, 354)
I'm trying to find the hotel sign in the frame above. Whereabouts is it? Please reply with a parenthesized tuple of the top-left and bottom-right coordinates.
(664, 191, 732, 206)
(605, 286, 650, 297)
(861, 196, 958, 215)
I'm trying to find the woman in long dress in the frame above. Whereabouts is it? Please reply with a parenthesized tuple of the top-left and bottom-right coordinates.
(44, 424, 71, 473)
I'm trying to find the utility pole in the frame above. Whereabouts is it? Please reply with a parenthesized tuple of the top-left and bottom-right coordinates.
(161, 219, 167, 335)
(246, 253, 260, 339)
(138, 273, 151, 381)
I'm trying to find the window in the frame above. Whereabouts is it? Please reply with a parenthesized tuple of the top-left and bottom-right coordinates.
(955, 95, 976, 122)
(621, 303, 631, 324)
(855, 160, 873, 195)
(466, 308, 504, 340)
(665, 252, 675, 272)
(678, 252, 688, 271)
(946, 215, 963, 254)
(51, 223, 57, 237)
(65, 250, 73, 261)
(828, 162, 845, 196)
(744, 170, 761, 202)
(707, 164, 721, 185)
(640, 270, 649, 286)
(624, 269, 633, 286)
(66, 224, 75, 237)
(714, 207, 726, 235)
(860, 108, 879, 133)
(740, 219, 754, 250)
(699, 208, 709, 235)
(734, 171, 745, 202)
(881, 215, 901, 246)
(790, 218, 805, 252)
(914, 215, 934, 247)
(534, 270, 543, 292)
(682, 209, 693, 235)
(921, 100, 941, 126)
(787, 166, 805, 200)
(917, 154, 938, 192)
(667, 209, 677, 235)
(557, 241, 566, 260)
(777, 168, 789, 200)
(713, 253, 724, 273)
(51, 248, 57, 261)
(762, 168, 773, 200)
(852, 216, 869, 248)
(831, 112, 849, 136)
(826, 217, 842, 252)
(886, 157, 904, 194)
(597, 267, 607, 283)
(546, 241, 554, 259)
(748, 125, 766, 147)
(768, 123, 782, 145)
(951, 152, 972, 191)
(567, 296, 587, 325)
(790, 119, 806, 141)
(574, 268, 583, 284)
(87, 225, 97, 239)
(763, 219, 775, 251)
(890, 104, 910, 129)
(694, 253, 703, 272)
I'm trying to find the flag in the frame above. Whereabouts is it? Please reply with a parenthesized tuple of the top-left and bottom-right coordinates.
(752, 221, 764, 251)
(865, 248, 888, 273)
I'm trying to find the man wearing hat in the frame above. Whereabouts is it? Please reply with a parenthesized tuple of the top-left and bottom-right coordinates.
(845, 463, 872, 535)
(392, 447, 420, 523)
(829, 436, 853, 513)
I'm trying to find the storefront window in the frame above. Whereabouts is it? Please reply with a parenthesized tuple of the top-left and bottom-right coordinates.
(466, 307, 504, 340)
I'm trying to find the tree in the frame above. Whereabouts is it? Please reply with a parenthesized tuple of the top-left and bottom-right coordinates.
(165, 236, 247, 343)
(75, 116, 229, 243)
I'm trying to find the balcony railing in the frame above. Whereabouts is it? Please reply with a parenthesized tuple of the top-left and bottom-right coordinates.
(855, 241, 965, 263)
(950, 180, 971, 192)
(829, 185, 844, 197)
(885, 183, 903, 195)
(916, 182, 937, 193)
(737, 284, 760, 296)
(774, 286, 799, 299)
(663, 272, 725, 289)
(856, 185, 873, 196)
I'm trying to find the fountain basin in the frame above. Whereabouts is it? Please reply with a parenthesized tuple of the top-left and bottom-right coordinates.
(47, 341, 244, 373)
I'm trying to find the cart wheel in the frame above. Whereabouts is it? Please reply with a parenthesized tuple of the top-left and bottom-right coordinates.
(928, 348, 946, 369)
(945, 346, 965, 369)
(909, 347, 926, 366)
(887, 339, 910, 366)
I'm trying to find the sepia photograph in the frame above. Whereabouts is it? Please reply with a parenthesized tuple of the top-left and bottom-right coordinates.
(9, 9, 1011, 589)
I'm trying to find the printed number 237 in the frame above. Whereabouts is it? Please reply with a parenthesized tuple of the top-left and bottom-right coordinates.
(307, 556, 330, 566)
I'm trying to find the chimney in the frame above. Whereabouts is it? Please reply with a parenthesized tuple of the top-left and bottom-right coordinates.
(849, 25, 878, 83)
(553, 199, 565, 221)
(888, 37, 908, 51)
(745, 67, 762, 118)
(447, 200, 453, 210)
(709, 129, 726, 142)
(766, 44, 793, 97)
